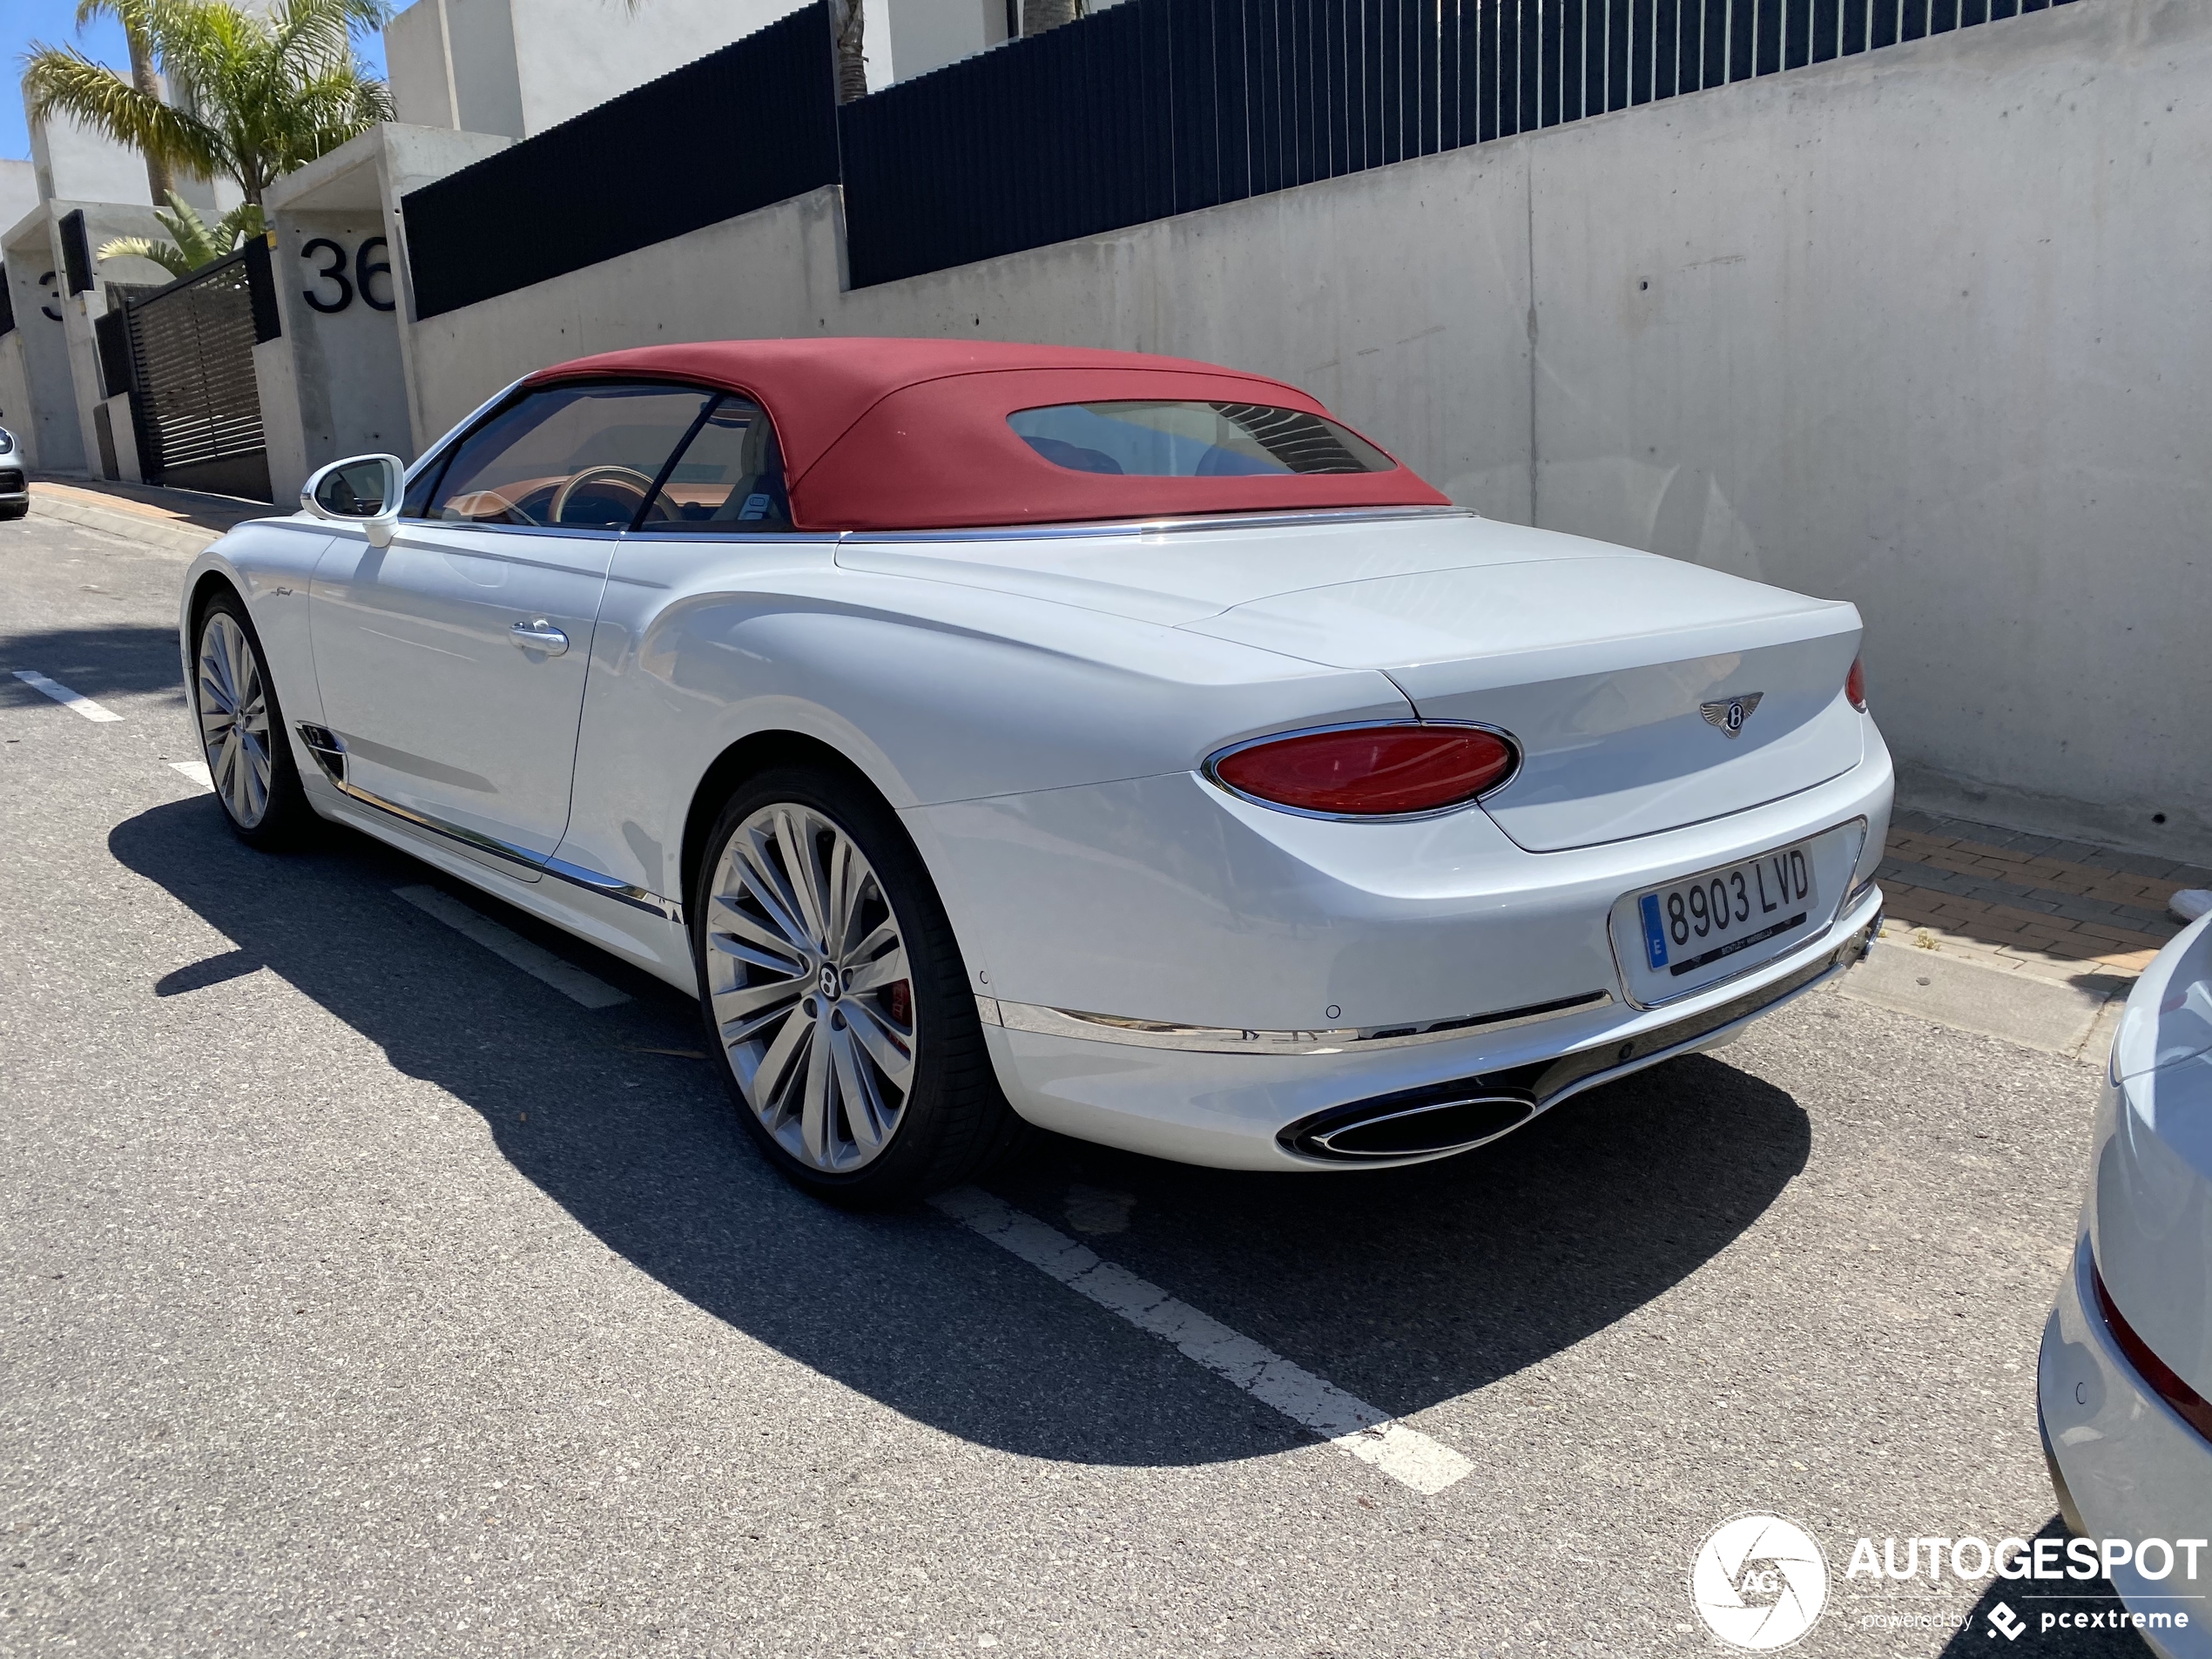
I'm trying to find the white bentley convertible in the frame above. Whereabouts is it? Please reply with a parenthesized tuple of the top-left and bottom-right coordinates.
(179, 339, 1891, 1204)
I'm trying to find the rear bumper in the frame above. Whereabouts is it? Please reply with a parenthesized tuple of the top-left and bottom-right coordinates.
(2038, 1237, 2212, 1659)
(916, 728, 1892, 1036)
(981, 884, 1881, 1170)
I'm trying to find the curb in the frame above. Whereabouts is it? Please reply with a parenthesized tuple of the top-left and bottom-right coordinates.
(27, 494, 227, 559)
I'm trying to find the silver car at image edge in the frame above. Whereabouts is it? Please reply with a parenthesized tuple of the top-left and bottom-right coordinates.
(0, 424, 27, 519)
(173, 338, 1892, 1205)
(2040, 911, 2212, 1659)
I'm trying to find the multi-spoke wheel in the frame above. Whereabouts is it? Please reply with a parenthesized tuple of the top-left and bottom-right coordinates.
(693, 765, 1022, 1204)
(191, 590, 312, 847)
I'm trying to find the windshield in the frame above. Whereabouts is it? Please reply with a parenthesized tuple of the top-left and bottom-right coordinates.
(1008, 401, 1394, 478)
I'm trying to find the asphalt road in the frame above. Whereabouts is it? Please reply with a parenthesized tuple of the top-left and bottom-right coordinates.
(0, 509, 2157, 1657)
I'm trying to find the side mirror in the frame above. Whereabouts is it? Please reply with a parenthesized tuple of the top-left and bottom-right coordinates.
(301, 454, 405, 548)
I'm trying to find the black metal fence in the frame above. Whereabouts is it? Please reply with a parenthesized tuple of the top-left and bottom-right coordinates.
(401, 2, 840, 320)
(841, 0, 2080, 286)
(118, 247, 277, 500)
(95, 306, 133, 399)
(395, 0, 2074, 307)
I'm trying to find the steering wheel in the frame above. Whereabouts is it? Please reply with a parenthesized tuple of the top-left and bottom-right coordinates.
(549, 464, 670, 528)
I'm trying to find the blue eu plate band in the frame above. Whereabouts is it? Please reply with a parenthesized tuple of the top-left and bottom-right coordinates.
(1640, 893, 1670, 970)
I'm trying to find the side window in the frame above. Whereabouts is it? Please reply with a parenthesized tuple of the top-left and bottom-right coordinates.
(399, 453, 448, 519)
(426, 382, 716, 529)
(635, 396, 793, 532)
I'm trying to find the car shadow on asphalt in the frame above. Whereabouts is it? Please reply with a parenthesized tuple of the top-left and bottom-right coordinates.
(0, 623, 185, 705)
(1936, 1520, 2152, 1657)
(112, 794, 1813, 1469)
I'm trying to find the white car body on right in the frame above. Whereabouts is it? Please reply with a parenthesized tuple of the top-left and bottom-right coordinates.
(2040, 912, 2212, 1659)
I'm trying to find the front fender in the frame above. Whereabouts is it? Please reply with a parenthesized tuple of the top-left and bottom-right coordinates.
(178, 517, 336, 749)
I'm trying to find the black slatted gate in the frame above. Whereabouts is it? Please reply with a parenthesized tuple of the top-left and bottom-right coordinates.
(120, 247, 276, 501)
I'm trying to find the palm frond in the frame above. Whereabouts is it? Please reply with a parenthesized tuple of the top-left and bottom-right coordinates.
(93, 234, 198, 278)
(31, 0, 392, 206)
(20, 44, 227, 179)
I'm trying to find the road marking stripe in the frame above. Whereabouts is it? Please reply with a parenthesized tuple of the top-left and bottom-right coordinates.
(170, 759, 213, 789)
(11, 670, 123, 722)
(930, 1187, 1475, 1494)
(393, 885, 631, 1009)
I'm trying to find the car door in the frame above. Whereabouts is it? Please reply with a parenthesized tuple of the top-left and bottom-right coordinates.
(308, 381, 717, 863)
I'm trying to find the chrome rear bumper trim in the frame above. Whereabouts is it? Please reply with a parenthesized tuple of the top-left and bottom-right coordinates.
(974, 988, 1609, 1055)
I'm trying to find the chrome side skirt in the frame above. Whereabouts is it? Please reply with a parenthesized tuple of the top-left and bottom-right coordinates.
(973, 988, 1609, 1055)
(296, 723, 684, 924)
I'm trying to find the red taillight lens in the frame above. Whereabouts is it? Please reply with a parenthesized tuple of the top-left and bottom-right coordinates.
(2094, 1261, 2212, 1445)
(1210, 724, 1517, 816)
(1845, 657, 1867, 712)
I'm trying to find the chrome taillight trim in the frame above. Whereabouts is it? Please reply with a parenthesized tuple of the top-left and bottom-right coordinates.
(1198, 718, 1524, 824)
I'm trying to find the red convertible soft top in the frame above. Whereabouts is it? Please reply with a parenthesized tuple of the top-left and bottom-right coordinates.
(525, 337, 1450, 531)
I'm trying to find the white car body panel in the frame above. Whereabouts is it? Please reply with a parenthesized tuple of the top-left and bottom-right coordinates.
(181, 483, 1894, 1172)
(2040, 914, 2212, 1659)
(309, 520, 617, 860)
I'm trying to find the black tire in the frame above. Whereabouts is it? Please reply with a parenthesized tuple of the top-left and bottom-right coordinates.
(190, 588, 316, 849)
(691, 764, 1023, 1207)
(0, 502, 28, 521)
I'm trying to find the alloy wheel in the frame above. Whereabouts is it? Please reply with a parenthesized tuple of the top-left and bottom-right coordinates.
(704, 803, 917, 1173)
(197, 611, 273, 829)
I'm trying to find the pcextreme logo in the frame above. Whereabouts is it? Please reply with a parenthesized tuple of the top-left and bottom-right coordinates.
(1689, 1514, 1830, 1650)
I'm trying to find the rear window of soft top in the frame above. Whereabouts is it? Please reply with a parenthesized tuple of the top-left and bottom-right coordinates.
(1008, 401, 1394, 478)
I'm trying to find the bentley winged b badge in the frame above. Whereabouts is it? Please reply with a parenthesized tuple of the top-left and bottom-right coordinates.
(1700, 692, 1764, 738)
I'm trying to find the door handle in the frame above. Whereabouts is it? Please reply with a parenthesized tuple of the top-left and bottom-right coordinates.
(509, 619, 569, 657)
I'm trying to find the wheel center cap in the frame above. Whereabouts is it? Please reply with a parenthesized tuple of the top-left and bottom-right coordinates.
(819, 963, 841, 1001)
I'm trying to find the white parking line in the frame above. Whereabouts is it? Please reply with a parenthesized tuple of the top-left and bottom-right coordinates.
(393, 885, 631, 1009)
(931, 1187, 1476, 1495)
(11, 670, 123, 722)
(170, 759, 213, 789)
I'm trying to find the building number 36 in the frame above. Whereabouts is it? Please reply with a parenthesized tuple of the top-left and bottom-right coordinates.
(300, 236, 395, 315)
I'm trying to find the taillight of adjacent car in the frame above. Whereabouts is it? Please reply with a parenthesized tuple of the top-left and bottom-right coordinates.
(2094, 1260, 2212, 1445)
(1205, 723, 1519, 818)
(1846, 656, 1868, 712)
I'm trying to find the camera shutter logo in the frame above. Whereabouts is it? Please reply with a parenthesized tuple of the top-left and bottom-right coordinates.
(1689, 1514, 1829, 1650)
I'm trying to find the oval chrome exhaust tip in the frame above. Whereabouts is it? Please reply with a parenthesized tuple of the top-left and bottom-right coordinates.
(1283, 1084, 1537, 1162)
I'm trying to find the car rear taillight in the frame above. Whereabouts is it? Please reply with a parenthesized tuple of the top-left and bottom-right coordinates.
(1845, 657, 1867, 712)
(1208, 723, 1518, 817)
(2094, 1260, 2212, 1445)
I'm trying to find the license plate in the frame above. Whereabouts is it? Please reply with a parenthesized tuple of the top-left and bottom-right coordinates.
(1634, 840, 1818, 981)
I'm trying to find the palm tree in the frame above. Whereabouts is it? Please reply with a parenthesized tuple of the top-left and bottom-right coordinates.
(1016, 0, 1084, 35)
(118, 15, 173, 204)
(22, 0, 394, 210)
(828, 0, 867, 103)
(97, 189, 265, 279)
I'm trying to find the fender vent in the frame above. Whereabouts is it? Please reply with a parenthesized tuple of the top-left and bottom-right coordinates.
(294, 723, 346, 784)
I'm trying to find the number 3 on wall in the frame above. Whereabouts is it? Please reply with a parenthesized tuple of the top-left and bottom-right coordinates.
(300, 236, 395, 314)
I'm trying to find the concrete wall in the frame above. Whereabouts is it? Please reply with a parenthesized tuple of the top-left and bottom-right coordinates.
(0, 162, 37, 239)
(327, 0, 2212, 855)
(0, 334, 36, 457)
(256, 123, 513, 502)
(28, 111, 152, 207)
(382, 0, 844, 138)
(1521, 0, 2211, 854)
(2, 212, 87, 473)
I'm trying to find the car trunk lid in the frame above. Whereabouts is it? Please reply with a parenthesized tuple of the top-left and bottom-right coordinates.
(1179, 551, 1865, 852)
